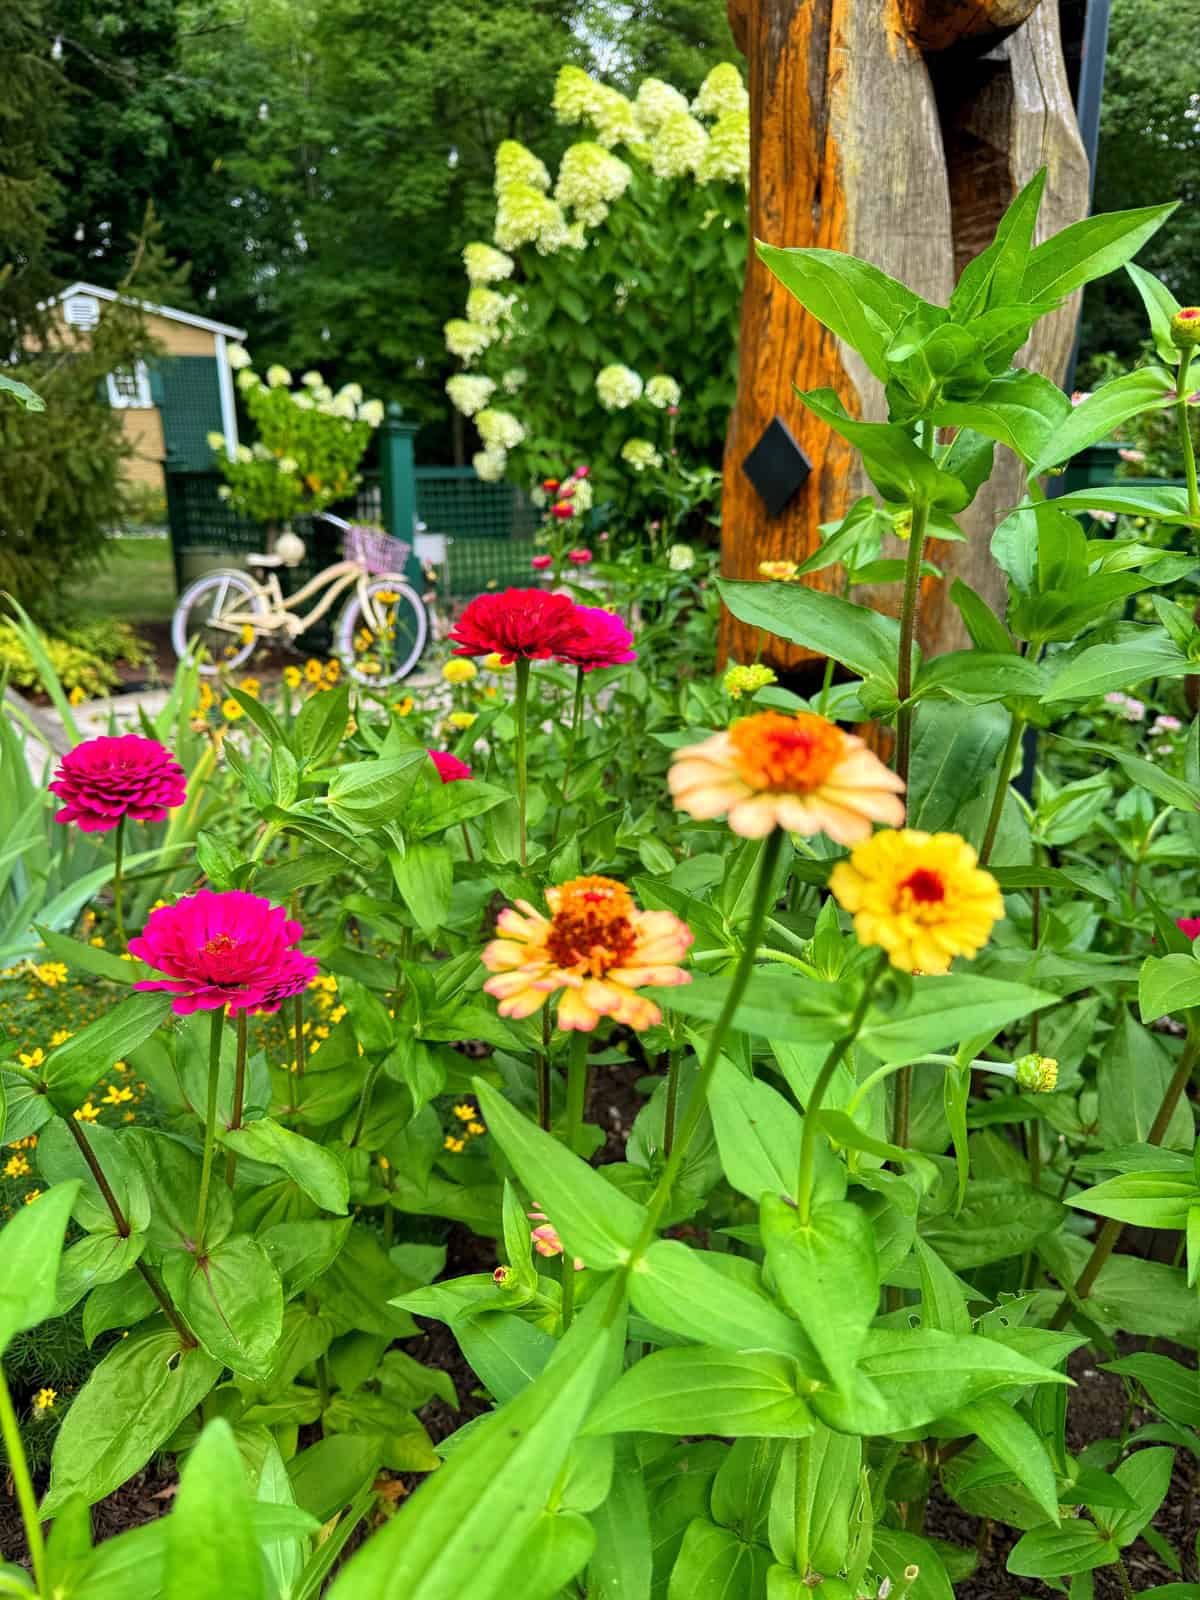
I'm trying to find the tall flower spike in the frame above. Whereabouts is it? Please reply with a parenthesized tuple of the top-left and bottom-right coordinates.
(669, 710, 905, 843)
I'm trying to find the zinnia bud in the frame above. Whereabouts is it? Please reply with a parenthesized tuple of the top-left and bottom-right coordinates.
(1014, 1053, 1058, 1093)
(1171, 307, 1200, 348)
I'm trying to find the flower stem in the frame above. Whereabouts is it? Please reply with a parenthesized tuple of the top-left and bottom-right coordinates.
(0, 1365, 46, 1595)
(663, 1043, 682, 1157)
(796, 953, 886, 1223)
(112, 815, 127, 949)
(890, 1058, 914, 1154)
(224, 1011, 248, 1189)
(816, 653, 836, 718)
(1051, 1026, 1199, 1329)
(348, 1060, 382, 1149)
(564, 1029, 588, 1158)
(978, 713, 1025, 867)
(1175, 349, 1200, 526)
(514, 656, 531, 869)
(460, 821, 475, 862)
(894, 497, 931, 790)
(194, 1006, 225, 1252)
(550, 666, 585, 848)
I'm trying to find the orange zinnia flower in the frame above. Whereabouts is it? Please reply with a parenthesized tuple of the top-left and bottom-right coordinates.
(481, 875, 692, 1032)
(669, 710, 905, 843)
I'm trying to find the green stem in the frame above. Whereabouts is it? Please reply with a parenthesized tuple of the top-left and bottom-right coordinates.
(663, 1044, 682, 1157)
(796, 953, 886, 1223)
(893, 496, 931, 790)
(891, 1058, 913, 1154)
(112, 815, 127, 949)
(194, 1007, 225, 1252)
(1115, 1553, 1137, 1600)
(1175, 348, 1200, 526)
(348, 1059, 382, 1149)
(550, 666, 585, 847)
(0, 1365, 46, 1596)
(293, 991, 307, 1080)
(816, 653, 836, 718)
(1051, 1027, 1199, 1329)
(564, 1030, 588, 1157)
(460, 820, 475, 862)
(514, 656, 531, 869)
(224, 1011, 248, 1189)
(978, 714, 1026, 867)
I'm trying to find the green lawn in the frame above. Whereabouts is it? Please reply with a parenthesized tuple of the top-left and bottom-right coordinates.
(65, 536, 177, 626)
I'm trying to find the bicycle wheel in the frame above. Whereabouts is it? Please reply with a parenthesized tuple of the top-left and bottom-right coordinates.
(336, 577, 428, 687)
(172, 569, 266, 675)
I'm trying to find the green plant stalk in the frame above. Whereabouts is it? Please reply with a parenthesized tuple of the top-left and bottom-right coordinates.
(514, 656, 531, 868)
(348, 1059, 382, 1149)
(816, 652, 836, 717)
(796, 953, 886, 1224)
(550, 665, 586, 847)
(194, 1006, 225, 1252)
(224, 1011, 249, 1188)
(0, 1364, 45, 1596)
(978, 713, 1026, 867)
(663, 1043, 682, 1157)
(1115, 1553, 1137, 1600)
(893, 496, 931, 790)
(1175, 347, 1200, 525)
(112, 814, 127, 949)
(1051, 1026, 1200, 1329)
(890, 1055, 914, 1156)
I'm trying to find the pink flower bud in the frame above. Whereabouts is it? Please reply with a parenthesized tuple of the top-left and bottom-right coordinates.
(531, 554, 553, 570)
(567, 548, 593, 565)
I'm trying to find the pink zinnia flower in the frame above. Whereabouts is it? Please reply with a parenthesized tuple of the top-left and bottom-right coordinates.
(1178, 917, 1200, 941)
(531, 554, 553, 571)
(572, 465, 590, 479)
(567, 548, 593, 566)
(129, 890, 318, 1015)
(555, 605, 635, 672)
(448, 588, 586, 664)
(429, 750, 472, 783)
(550, 501, 576, 520)
(49, 734, 186, 834)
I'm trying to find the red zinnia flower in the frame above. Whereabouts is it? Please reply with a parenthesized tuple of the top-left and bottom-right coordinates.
(567, 548, 593, 566)
(429, 750, 472, 783)
(555, 605, 635, 672)
(129, 890, 318, 1015)
(49, 734, 187, 834)
(542, 478, 560, 492)
(550, 501, 576, 520)
(531, 554, 553, 571)
(449, 588, 587, 664)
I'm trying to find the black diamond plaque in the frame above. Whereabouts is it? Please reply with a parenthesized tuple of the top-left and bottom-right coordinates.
(741, 416, 813, 516)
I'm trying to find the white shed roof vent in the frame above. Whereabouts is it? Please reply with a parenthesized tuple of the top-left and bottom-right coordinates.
(63, 292, 101, 330)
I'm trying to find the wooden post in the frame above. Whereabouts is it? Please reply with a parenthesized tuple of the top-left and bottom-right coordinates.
(720, 0, 1090, 671)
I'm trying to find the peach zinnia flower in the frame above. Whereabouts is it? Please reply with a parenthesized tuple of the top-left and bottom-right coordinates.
(481, 875, 692, 1031)
(829, 828, 1004, 975)
(669, 710, 905, 843)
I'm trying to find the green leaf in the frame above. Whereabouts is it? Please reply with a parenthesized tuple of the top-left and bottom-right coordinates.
(295, 684, 351, 769)
(859, 978, 1057, 1064)
(271, 744, 300, 808)
(0, 373, 45, 412)
(1102, 1447, 1174, 1547)
(163, 1236, 284, 1381)
(1020, 201, 1177, 302)
(55, 1232, 146, 1315)
(1028, 367, 1177, 479)
(906, 702, 1010, 832)
(708, 1061, 803, 1203)
(254, 1438, 312, 1600)
(33, 926, 136, 985)
(1100, 1014, 1196, 1151)
(761, 1193, 878, 1394)
(920, 1179, 1066, 1269)
(411, 776, 510, 838)
(653, 972, 849, 1045)
(39, 993, 173, 1114)
(1050, 734, 1199, 814)
(1007, 1522, 1118, 1579)
(1068, 1171, 1197, 1230)
(475, 1079, 647, 1270)
(717, 578, 901, 687)
(950, 170, 1046, 321)
(797, 388, 969, 510)
(221, 1118, 349, 1213)
(911, 650, 1045, 705)
(228, 685, 289, 749)
(261, 1218, 351, 1299)
(630, 1240, 817, 1366)
(164, 1420, 264, 1600)
(42, 1330, 221, 1512)
(667, 1517, 772, 1600)
(389, 840, 452, 937)
(1126, 263, 1184, 366)
(1139, 953, 1200, 1023)
(937, 372, 1072, 465)
(757, 243, 926, 381)
(1044, 484, 1197, 522)
(951, 1396, 1060, 1525)
(1043, 634, 1190, 704)
(326, 752, 428, 826)
(949, 580, 1015, 656)
(0, 1181, 79, 1356)
(587, 1442, 652, 1600)
(768, 1424, 861, 1572)
(585, 1346, 813, 1439)
(1103, 1355, 1200, 1429)
(915, 1238, 971, 1336)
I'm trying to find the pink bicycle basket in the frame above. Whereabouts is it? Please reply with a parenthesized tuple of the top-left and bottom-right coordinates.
(344, 525, 411, 576)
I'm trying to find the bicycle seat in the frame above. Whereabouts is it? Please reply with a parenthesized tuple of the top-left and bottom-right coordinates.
(246, 552, 285, 569)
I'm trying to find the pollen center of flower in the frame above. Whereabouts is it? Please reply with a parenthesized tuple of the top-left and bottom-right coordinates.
(898, 868, 946, 906)
(202, 933, 241, 957)
(544, 875, 637, 977)
(729, 711, 844, 793)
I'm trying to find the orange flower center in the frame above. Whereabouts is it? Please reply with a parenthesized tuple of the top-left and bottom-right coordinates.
(202, 933, 240, 956)
(729, 711, 845, 793)
(545, 875, 637, 978)
(898, 868, 946, 907)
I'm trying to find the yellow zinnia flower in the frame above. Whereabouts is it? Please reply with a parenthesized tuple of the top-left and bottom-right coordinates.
(392, 697, 414, 717)
(829, 829, 1004, 975)
(222, 698, 244, 721)
(442, 658, 478, 685)
(324, 659, 341, 683)
(669, 711, 905, 843)
(758, 559, 800, 581)
(304, 659, 324, 684)
(447, 711, 477, 730)
(482, 874, 693, 1032)
(283, 665, 302, 689)
(239, 676, 260, 697)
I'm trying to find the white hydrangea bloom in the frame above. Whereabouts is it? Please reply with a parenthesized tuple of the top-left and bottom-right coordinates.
(596, 364, 643, 410)
(444, 318, 494, 363)
(446, 374, 497, 417)
(494, 140, 550, 195)
(501, 367, 527, 395)
(252, 442, 272, 461)
(235, 368, 260, 392)
(265, 363, 292, 389)
(359, 398, 385, 427)
(553, 65, 598, 126)
(650, 110, 709, 179)
(463, 241, 515, 285)
(217, 484, 232, 501)
(571, 477, 594, 512)
(589, 83, 641, 148)
(693, 63, 749, 119)
(561, 221, 588, 251)
(205, 431, 225, 451)
(475, 407, 526, 450)
(236, 443, 253, 464)
(310, 383, 333, 404)
(555, 141, 632, 227)
(473, 447, 508, 482)
(301, 370, 323, 388)
(293, 392, 314, 410)
(698, 108, 750, 185)
(331, 394, 357, 420)
(226, 344, 252, 370)
(621, 437, 663, 472)
(668, 543, 696, 571)
(494, 184, 569, 254)
(338, 382, 364, 405)
(634, 78, 690, 136)
(466, 286, 511, 328)
(645, 374, 682, 409)
(278, 456, 298, 474)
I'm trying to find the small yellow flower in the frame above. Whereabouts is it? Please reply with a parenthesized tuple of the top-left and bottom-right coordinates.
(482, 652, 513, 673)
(324, 659, 341, 683)
(68, 685, 86, 706)
(392, 697, 415, 717)
(49, 1029, 73, 1047)
(89, 935, 106, 947)
(453, 1103, 475, 1122)
(304, 659, 324, 684)
(222, 698, 244, 721)
(467, 1121, 487, 1137)
(373, 589, 400, 604)
(829, 829, 1004, 976)
(198, 682, 215, 712)
(239, 676, 260, 698)
(378, 1155, 390, 1171)
(442, 658, 478, 685)
(18, 1047, 45, 1070)
(758, 559, 800, 581)
(34, 963, 69, 989)
(447, 711, 477, 730)
(102, 1085, 133, 1107)
(23, 1190, 41, 1205)
(73, 1102, 100, 1123)
(283, 665, 302, 689)
(4, 1154, 31, 1179)
(33, 1387, 56, 1411)
(443, 1135, 466, 1153)
(240, 623, 256, 645)
(329, 1004, 347, 1024)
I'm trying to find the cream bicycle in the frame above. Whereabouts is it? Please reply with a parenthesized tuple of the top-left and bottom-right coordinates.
(171, 516, 428, 687)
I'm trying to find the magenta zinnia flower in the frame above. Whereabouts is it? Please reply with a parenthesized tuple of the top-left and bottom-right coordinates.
(448, 588, 586, 664)
(429, 750, 472, 783)
(1178, 917, 1200, 941)
(129, 890, 318, 1015)
(49, 734, 186, 834)
(555, 605, 636, 672)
